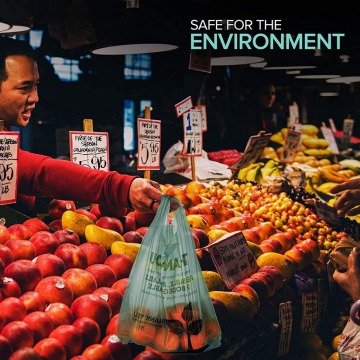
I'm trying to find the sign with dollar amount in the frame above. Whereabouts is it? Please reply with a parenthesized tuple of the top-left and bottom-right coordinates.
(0, 132, 19, 205)
(137, 118, 161, 170)
(69, 132, 109, 171)
(182, 109, 203, 157)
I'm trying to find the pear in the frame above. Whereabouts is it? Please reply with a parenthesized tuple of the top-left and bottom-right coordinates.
(111, 241, 141, 262)
(202, 271, 227, 291)
(85, 224, 124, 250)
(61, 210, 94, 237)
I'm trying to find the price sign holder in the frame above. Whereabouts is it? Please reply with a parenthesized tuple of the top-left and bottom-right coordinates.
(69, 119, 110, 172)
(342, 118, 354, 147)
(188, 49, 212, 73)
(321, 126, 339, 155)
(0, 120, 19, 205)
(196, 102, 208, 132)
(204, 231, 258, 289)
(300, 291, 319, 333)
(314, 200, 341, 227)
(281, 129, 301, 163)
(277, 302, 293, 357)
(137, 106, 161, 177)
(229, 131, 271, 178)
(288, 102, 299, 127)
(174, 96, 193, 118)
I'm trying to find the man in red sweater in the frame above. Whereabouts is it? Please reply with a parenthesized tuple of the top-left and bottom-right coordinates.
(0, 37, 163, 215)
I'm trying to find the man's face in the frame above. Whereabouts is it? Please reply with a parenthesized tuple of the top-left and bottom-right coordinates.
(0, 55, 39, 128)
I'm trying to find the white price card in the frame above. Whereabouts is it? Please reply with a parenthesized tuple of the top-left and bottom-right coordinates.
(174, 96, 193, 118)
(342, 118, 354, 145)
(277, 302, 293, 357)
(205, 231, 258, 289)
(0, 132, 19, 205)
(321, 127, 339, 154)
(188, 49, 212, 73)
(288, 102, 299, 126)
(281, 129, 301, 163)
(137, 118, 161, 170)
(195, 105, 208, 132)
(69, 132, 109, 171)
(301, 292, 319, 333)
(182, 109, 203, 157)
(229, 133, 271, 172)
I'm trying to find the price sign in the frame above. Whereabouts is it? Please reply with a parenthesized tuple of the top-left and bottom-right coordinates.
(301, 292, 319, 333)
(69, 132, 109, 171)
(174, 96, 193, 118)
(0, 132, 19, 205)
(188, 49, 212, 73)
(229, 133, 271, 172)
(281, 129, 301, 163)
(277, 302, 293, 357)
(137, 118, 161, 170)
(342, 118, 354, 145)
(288, 102, 299, 126)
(315, 200, 341, 227)
(196, 105, 208, 132)
(205, 231, 258, 289)
(182, 110, 203, 157)
(321, 126, 339, 154)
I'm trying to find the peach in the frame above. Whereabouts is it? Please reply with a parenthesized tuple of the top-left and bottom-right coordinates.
(105, 313, 119, 336)
(299, 239, 321, 261)
(93, 287, 123, 316)
(259, 238, 283, 254)
(0, 225, 11, 245)
(197, 214, 218, 226)
(185, 192, 203, 207)
(79, 242, 107, 265)
(284, 246, 312, 271)
(71, 294, 112, 330)
(53, 229, 80, 246)
(184, 180, 206, 194)
(104, 254, 133, 280)
(82, 344, 113, 360)
(48, 199, 76, 219)
(7, 224, 32, 240)
(136, 226, 149, 236)
(23, 311, 54, 342)
(219, 219, 240, 232)
(0, 277, 22, 298)
(4, 239, 36, 260)
(101, 334, 132, 360)
(242, 229, 261, 245)
(230, 214, 255, 230)
(257, 265, 284, 290)
(231, 283, 260, 311)
(267, 232, 295, 253)
(119, 215, 137, 233)
(166, 186, 192, 208)
(76, 208, 98, 223)
(0, 334, 13, 359)
(72, 317, 101, 349)
(32, 253, 66, 277)
(86, 264, 117, 288)
(240, 277, 268, 302)
(62, 268, 97, 299)
(190, 228, 209, 247)
(49, 324, 83, 359)
(111, 278, 128, 296)
(250, 271, 276, 298)
(19, 291, 47, 312)
(33, 337, 67, 360)
(257, 221, 277, 238)
(0, 244, 14, 267)
(96, 216, 124, 234)
(45, 302, 73, 327)
(0, 297, 27, 323)
(29, 231, 60, 256)
(48, 219, 63, 231)
(1, 320, 34, 350)
(130, 323, 157, 345)
(54, 243, 88, 269)
(123, 230, 143, 244)
(35, 276, 74, 307)
(4, 259, 43, 292)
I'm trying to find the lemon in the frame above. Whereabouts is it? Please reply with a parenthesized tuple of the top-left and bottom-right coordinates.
(298, 332, 323, 352)
(331, 334, 341, 352)
(256, 252, 295, 281)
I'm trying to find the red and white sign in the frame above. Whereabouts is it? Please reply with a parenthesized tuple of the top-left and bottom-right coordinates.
(175, 96, 193, 118)
(182, 109, 203, 157)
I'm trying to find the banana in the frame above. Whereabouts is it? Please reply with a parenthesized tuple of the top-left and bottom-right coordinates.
(238, 163, 260, 181)
(319, 169, 349, 183)
(316, 182, 340, 194)
(245, 165, 261, 182)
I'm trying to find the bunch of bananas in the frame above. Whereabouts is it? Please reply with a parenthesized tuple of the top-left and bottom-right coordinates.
(237, 160, 282, 183)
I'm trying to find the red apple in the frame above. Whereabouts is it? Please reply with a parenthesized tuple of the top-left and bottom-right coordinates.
(35, 276, 74, 307)
(166, 186, 192, 208)
(104, 254, 133, 280)
(0, 258, 4, 279)
(0, 225, 11, 245)
(72, 317, 101, 349)
(54, 243, 88, 269)
(259, 238, 283, 254)
(240, 277, 269, 302)
(250, 271, 276, 298)
(197, 214, 218, 226)
(122, 230, 143, 244)
(45, 302, 73, 328)
(71, 294, 112, 330)
(23, 311, 54, 343)
(257, 265, 285, 290)
(0, 244, 14, 267)
(85, 264, 117, 288)
(48, 219, 63, 231)
(48, 199, 76, 220)
(105, 313, 119, 336)
(4, 239, 36, 261)
(135, 226, 149, 236)
(1, 320, 34, 350)
(257, 221, 277, 238)
(62, 268, 97, 299)
(0, 334, 13, 359)
(190, 230, 200, 248)
(53, 229, 80, 246)
(7, 224, 32, 240)
(4, 259, 43, 292)
(76, 208, 98, 223)
(33, 337, 67, 360)
(298, 239, 321, 261)
(29, 231, 60, 256)
(230, 214, 255, 230)
(190, 228, 209, 247)
(242, 228, 262, 245)
(82, 343, 113, 360)
(23, 218, 49, 234)
(0, 277, 22, 298)
(101, 334, 132, 360)
(96, 216, 124, 234)
(79, 241, 107, 265)
(284, 246, 312, 271)
(98, 204, 128, 218)
(49, 324, 83, 359)
(218, 219, 240, 232)
(231, 283, 260, 311)
(111, 278, 128, 296)
(119, 216, 137, 233)
(90, 204, 102, 219)
(7, 347, 41, 359)
(93, 287, 123, 316)
(32, 253, 66, 277)
(133, 350, 163, 360)
(0, 297, 27, 323)
(19, 290, 47, 312)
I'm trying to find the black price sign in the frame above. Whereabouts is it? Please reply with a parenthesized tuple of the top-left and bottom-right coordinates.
(70, 132, 109, 171)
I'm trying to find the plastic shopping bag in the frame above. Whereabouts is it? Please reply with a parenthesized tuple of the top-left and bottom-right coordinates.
(117, 194, 221, 353)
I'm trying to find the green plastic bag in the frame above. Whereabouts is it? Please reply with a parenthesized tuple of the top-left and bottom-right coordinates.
(117, 194, 221, 353)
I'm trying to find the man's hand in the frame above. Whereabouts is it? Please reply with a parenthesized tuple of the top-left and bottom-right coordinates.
(330, 178, 360, 216)
(128, 178, 163, 212)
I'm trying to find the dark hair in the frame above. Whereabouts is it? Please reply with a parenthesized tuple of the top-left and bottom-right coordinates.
(0, 37, 36, 84)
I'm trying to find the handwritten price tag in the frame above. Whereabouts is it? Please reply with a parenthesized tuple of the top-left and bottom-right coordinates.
(281, 129, 301, 163)
(182, 109, 203, 157)
(188, 49, 212, 73)
(321, 127, 339, 154)
(137, 118, 161, 170)
(69, 132, 109, 171)
(0, 132, 19, 205)
(175, 96, 193, 118)
(196, 105, 208, 132)
(288, 102, 299, 126)
(342, 118, 354, 145)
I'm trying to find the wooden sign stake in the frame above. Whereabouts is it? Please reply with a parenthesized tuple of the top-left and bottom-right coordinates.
(144, 106, 151, 180)
(0, 120, 4, 131)
(83, 119, 94, 132)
